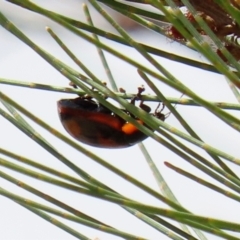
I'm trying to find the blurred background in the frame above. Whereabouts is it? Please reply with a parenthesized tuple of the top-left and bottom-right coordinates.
(0, 0, 240, 239)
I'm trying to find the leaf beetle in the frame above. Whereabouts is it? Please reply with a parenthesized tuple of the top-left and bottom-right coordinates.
(57, 86, 166, 148)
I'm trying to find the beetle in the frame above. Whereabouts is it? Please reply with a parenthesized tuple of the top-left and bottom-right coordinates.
(57, 87, 165, 148)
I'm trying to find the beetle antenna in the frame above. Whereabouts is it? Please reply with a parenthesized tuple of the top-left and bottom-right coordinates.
(163, 92, 185, 119)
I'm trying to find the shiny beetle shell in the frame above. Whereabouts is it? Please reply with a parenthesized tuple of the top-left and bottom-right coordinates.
(57, 96, 165, 148)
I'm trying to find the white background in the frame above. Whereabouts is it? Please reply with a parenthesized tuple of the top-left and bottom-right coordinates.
(0, 0, 240, 239)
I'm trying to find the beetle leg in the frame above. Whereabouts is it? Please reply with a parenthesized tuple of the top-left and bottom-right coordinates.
(135, 86, 152, 113)
(129, 86, 152, 113)
(130, 86, 145, 104)
(154, 103, 166, 121)
(138, 100, 151, 113)
(155, 102, 165, 113)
